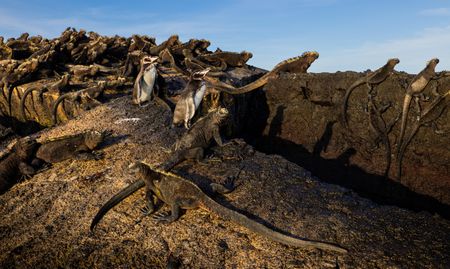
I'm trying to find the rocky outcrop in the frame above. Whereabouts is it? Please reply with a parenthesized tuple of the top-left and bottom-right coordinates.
(0, 96, 449, 268)
(247, 71, 450, 212)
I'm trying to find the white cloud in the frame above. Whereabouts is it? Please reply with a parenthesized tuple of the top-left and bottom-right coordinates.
(0, 4, 448, 74)
(308, 25, 450, 73)
(420, 8, 450, 16)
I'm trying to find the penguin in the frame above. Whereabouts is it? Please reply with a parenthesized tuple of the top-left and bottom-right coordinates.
(132, 55, 159, 107)
(172, 68, 211, 128)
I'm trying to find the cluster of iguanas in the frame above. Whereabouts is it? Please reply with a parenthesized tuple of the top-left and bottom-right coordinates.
(2, 29, 450, 261)
(0, 130, 108, 194)
(0, 28, 319, 129)
(83, 42, 350, 253)
(133, 50, 319, 128)
(340, 57, 448, 179)
(0, 29, 132, 126)
(89, 107, 348, 254)
(0, 29, 352, 255)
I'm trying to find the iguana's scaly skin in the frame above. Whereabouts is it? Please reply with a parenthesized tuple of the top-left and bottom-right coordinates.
(6, 58, 40, 115)
(35, 130, 108, 163)
(340, 58, 400, 130)
(206, 51, 319, 95)
(367, 96, 399, 178)
(196, 50, 253, 70)
(182, 49, 227, 73)
(0, 138, 39, 194)
(149, 35, 180, 56)
(164, 107, 228, 170)
(90, 162, 347, 254)
(396, 58, 439, 179)
(170, 38, 210, 57)
(396, 89, 449, 180)
(51, 81, 105, 125)
(20, 74, 70, 121)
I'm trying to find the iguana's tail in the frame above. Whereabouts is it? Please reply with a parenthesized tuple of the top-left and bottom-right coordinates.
(51, 92, 72, 126)
(395, 93, 413, 180)
(201, 195, 348, 254)
(90, 179, 145, 231)
(19, 86, 42, 121)
(396, 93, 412, 157)
(340, 77, 366, 130)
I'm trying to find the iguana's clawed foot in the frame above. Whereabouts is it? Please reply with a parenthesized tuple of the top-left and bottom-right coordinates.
(431, 122, 447, 135)
(159, 146, 172, 154)
(92, 151, 104, 160)
(20, 174, 33, 181)
(206, 156, 222, 163)
(152, 212, 176, 223)
(141, 204, 155, 216)
(75, 151, 104, 161)
(36, 163, 52, 173)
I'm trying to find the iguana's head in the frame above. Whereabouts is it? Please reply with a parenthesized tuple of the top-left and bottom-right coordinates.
(427, 58, 439, 69)
(302, 51, 319, 63)
(387, 58, 400, 67)
(14, 138, 39, 160)
(167, 35, 180, 46)
(141, 55, 158, 69)
(128, 161, 167, 182)
(128, 161, 147, 174)
(197, 39, 210, 50)
(241, 51, 253, 61)
(192, 68, 211, 80)
(212, 107, 229, 124)
(84, 130, 109, 150)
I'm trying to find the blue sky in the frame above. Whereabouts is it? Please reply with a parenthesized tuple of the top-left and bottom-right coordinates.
(0, 0, 448, 73)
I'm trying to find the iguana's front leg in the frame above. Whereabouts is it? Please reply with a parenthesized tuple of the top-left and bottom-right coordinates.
(74, 150, 104, 161)
(152, 202, 181, 223)
(141, 189, 157, 216)
(212, 126, 223, 147)
(19, 162, 36, 179)
(31, 158, 51, 173)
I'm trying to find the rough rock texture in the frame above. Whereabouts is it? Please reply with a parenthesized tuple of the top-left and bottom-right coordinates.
(248, 72, 450, 213)
(1, 96, 449, 268)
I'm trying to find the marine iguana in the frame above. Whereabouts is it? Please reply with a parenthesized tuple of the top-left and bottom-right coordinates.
(204, 51, 320, 95)
(5, 58, 40, 115)
(35, 130, 109, 164)
(172, 68, 211, 128)
(396, 58, 439, 161)
(122, 50, 145, 77)
(90, 162, 347, 254)
(132, 55, 159, 106)
(128, 34, 156, 52)
(0, 137, 39, 194)
(182, 49, 227, 74)
(340, 58, 400, 130)
(170, 38, 207, 57)
(19, 74, 70, 121)
(396, 89, 449, 180)
(164, 107, 229, 171)
(51, 81, 105, 125)
(149, 35, 180, 56)
(196, 50, 253, 71)
(367, 95, 399, 178)
(0, 123, 13, 140)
